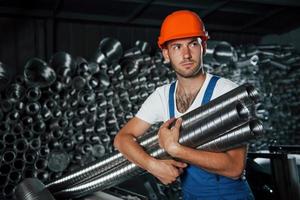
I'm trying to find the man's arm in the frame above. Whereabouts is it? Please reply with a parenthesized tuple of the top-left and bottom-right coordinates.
(158, 118, 247, 179)
(114, 117, 187, 184)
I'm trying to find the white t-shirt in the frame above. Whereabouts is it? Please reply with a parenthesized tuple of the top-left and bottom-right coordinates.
(136, 73, 238, 124)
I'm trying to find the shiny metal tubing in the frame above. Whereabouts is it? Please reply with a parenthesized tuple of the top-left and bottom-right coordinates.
(48, 84, 256, 193)
(205, 41, 238, 64)
(8, 170, 22, 183)
(198, 119, 263, 151)
(138, 83, 258, 149)
(24, 57, 56, 88)
(14, 138, 29, 153)
(15, 178, 56, 200)
(269, 60, 290, 70)
(235, 55, 259, 68)
(53, 102, 250, 199)
(256, 44, 281, 50)
(26, 87, 42, 101)
(50, 51, 75, 76)
(46, 129, 157, 193)
(46, 151, 123, 192)
(179, 102, 250, 148)
(6, 83, 25, 101)
(3, 133, 15, 145)
(6, 110, 20, 123)
(0, 122, 10, 134)
(179, 83, 258, 130)
(53, 161, 142, 199)
(2, 150, 17, 164)
(13, 159, 26, 171)
(34, 158, 48, 170)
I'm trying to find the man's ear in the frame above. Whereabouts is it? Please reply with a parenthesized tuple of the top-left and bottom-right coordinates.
(162, 48, 170, 63)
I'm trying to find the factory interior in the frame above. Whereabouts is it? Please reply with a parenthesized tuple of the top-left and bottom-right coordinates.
(0, 0, 300, 200)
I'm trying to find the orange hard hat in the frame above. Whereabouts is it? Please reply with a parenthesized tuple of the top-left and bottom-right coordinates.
(158, 10, 209, 49)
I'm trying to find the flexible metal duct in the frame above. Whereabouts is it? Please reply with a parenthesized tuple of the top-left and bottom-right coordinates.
(46, 151, 123, 192)
(198, 119, 263, 151)
(0, 61, 14, 92)
(138, 82, 259, 148)
(6, 83, 25, 102)
(14, 178, 56, 200)
(46, 83, 258, 193)
(204, 41, 238, 65)
(24, 58, 56, 88)
(235, 55, 259, 68)
(59, 119, 263, 199)
(49, 52, 76, 77)
(53, 102, 253, 199)
(91, 37, 123, 65)
(46, 131, 159, 193)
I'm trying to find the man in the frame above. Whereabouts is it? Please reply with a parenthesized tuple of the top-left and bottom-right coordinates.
(114, 10, 254, 199)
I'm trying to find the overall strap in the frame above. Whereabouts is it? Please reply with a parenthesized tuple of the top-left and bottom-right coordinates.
(168, 82, 176, 118)
(201, 75, 220, 182)
(201, 75, 220, 105)
(168, 75, 220, 119)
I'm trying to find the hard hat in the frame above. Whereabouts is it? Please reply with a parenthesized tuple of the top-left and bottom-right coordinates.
(158, 10, 209, 49)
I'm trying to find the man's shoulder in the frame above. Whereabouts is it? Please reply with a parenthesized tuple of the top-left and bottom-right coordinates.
(206, 73, 238, 98)
(153, 82, 174, 94)
(207, 73, 238, 89)
(218, 76, 238, 88)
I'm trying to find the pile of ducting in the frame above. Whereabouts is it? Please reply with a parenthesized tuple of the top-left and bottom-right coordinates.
(0, 38, 175, 199)
(203, 41, 300, 149)
(0, 37, 297, 200)
(39, 81, 263, 199)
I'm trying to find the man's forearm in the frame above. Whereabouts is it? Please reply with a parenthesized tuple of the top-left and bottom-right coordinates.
(114, 134, 155, 171)
(170, 145, 247, 179)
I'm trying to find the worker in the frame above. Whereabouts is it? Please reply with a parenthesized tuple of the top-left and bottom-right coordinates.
(114, 10, 254, 200)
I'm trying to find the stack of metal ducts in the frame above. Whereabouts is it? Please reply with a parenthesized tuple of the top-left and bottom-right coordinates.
(0, 38, 175, 200)
(1, 38, 297, 200)
(38, 83, 263, 199)
(203, 41, 299, 148)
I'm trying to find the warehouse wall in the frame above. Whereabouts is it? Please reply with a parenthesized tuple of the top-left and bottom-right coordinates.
(0, 18, 46, 75)
(55, 20, 159, 59)
(0, 17, 160, 74)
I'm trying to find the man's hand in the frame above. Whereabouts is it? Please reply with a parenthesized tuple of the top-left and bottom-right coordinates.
(147, 158, 187, 185)
(158, 118, 182, 157)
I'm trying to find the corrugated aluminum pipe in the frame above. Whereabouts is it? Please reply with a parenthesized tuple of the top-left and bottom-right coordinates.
(179, 83, 258, 130)
(46, 151, 123, 192)
(205, 41, 238, 65)
(53, 102, 252, 199)
(177, 101, 250, 148)
(54, 119, 263, 200)
(138, 83, 259, 148)
(46, 83, 257, 193)
(46, 83, 258, 193)
(198, 119, 264, 151)
(46, 129, 161, 193)
(15, 178, 56, 200)
(235, 55, 259, 68)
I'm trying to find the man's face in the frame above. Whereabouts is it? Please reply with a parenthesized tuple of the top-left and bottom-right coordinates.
(162, 37, 203, 78)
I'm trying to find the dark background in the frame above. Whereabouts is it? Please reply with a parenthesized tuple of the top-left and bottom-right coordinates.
(1, 0, 300, 73)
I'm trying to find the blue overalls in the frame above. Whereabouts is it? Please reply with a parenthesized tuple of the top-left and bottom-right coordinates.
(168, 76, 254, 200)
